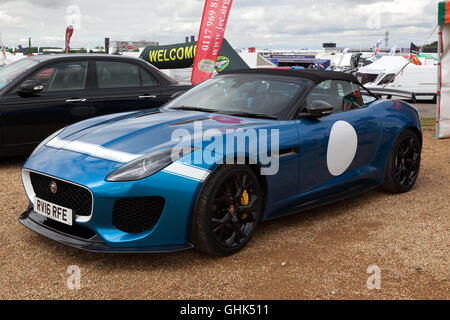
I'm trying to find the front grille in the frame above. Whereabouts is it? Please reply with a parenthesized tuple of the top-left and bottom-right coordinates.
(112, 197, 165, 234)
(30, 172, 92, 217)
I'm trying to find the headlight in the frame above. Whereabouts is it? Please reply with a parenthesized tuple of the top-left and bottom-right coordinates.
(30, 127, 65, 157)
(106, 146, 195, 182)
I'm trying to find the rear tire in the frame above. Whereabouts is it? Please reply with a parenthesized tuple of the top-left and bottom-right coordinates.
(380, 129, 421, 194)
(192, 165, 263, 256)
(432, 95, 437, 104)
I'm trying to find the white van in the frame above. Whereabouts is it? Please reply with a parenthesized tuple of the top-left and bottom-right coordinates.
(365, 59, 437, 101)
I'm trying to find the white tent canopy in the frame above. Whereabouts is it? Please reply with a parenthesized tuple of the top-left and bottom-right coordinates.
(437, 1, 450, 139)
(438, 23, 450, 138)
(357, 56, 409, 75)
(239, 51, 275, 68)
(1, 52, 26, 66)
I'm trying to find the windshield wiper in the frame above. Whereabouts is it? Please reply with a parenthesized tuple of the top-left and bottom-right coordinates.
(224, 111, 278, 120)
(170, 106, 277, 120)
(169, 106, 219, 113)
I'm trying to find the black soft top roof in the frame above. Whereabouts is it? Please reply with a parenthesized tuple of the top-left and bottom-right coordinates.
(223, 68, 358, 84)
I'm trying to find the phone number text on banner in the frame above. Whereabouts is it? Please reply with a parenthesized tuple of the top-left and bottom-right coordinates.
(191, 0, 233, 85)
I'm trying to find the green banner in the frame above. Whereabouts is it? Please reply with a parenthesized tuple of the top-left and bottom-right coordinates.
(438, 1, 450, 24)
(139, 38, 249, 73)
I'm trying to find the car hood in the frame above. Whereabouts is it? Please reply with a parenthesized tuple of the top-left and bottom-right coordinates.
(47, 108, 277, 162)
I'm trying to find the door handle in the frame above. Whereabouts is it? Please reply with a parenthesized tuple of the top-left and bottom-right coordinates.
(66, 98, 87, 103)
(139, 95, 158, 99)
(278, 147, 300, 158)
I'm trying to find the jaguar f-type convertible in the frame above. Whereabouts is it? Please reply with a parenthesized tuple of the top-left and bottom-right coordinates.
(19, 69, 422, 256)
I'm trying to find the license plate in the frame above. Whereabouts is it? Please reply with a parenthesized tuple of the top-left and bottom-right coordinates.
(34, 197, 73, 226)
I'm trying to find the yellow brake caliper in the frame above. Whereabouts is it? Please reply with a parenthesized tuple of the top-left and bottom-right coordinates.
(240, 190, 249, 220)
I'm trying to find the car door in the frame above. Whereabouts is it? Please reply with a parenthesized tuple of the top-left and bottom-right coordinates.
(89, 59, 164, 118)
(296, 80, 381, 201)
(0, 60, 91, 147)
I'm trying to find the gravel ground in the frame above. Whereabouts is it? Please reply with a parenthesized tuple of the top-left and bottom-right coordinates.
(0, 125, 448, 300)
(411, 101, 436, 118)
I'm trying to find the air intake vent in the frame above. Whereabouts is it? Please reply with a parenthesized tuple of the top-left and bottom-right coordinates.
(112, 197, 165, 234)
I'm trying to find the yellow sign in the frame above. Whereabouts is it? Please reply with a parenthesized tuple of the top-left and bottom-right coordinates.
(147, 45, 197, 64)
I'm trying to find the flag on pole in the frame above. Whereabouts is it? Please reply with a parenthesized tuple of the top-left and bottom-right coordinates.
(410, 42, 421, 55)
(389, 46, 397, 56)
(438, 1, 450, 24)
(337, 48, 349, 67)
(65, 25, 74, 54)
(374, 39, 383, 57)
(409, 42, 422, 65)
(409, 54, 422, 66)
(0, 33, 6, 65)
(1, 46, 6, 64)
(191, 0, 233, 85)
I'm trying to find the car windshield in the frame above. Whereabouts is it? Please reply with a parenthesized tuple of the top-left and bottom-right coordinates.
(166, 74, 309, 118)
(0, 58, 39, 89)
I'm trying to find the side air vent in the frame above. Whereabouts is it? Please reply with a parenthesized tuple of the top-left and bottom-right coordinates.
(112, 197, 165, 234)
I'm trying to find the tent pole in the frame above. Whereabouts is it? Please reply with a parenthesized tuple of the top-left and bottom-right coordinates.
(437, 26, 443, 139)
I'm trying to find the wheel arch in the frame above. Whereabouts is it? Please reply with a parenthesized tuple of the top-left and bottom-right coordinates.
(406, 125, 422, 146)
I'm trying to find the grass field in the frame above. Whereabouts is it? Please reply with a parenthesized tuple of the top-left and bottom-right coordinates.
(421, 118, 437, 127)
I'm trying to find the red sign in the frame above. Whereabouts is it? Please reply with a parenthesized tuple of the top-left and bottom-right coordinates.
(191, 0, 233, 85)
(248, 47, 256, 53)
(128, 46, 134, 50)
(65, 25, 74, 54)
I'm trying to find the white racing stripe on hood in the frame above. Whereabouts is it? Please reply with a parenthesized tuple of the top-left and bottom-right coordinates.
(46, 137, 142, 163)
(162, 162, 211, 182)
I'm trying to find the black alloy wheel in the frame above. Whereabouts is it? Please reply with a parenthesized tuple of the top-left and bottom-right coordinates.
(193, 165, 263, 256)
(380, 129, 421, 193)
(393, 135, 421, 188)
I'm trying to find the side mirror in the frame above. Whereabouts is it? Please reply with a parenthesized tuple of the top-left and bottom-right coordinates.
(302, 100, 334, 118)
(18, 80, 43, 96)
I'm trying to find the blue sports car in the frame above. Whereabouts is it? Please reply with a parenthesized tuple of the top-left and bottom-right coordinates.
(19, 69, 422, 256)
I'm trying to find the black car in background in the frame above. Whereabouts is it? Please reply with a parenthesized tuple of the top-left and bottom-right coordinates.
(0, 54, 191, 157)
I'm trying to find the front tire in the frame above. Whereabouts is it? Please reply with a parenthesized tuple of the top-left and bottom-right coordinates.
(192, 165, 263, 256)
(380, 129, 421, 193)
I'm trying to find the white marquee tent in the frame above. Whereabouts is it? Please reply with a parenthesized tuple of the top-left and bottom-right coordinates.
(1, 52, 26, 66)
(357, 56, 410, 77)
(437, 1, 450, 139)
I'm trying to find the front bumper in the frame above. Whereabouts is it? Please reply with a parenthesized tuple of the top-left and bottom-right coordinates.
(20, 147, 214, 252)
(19, 205, 193, 253)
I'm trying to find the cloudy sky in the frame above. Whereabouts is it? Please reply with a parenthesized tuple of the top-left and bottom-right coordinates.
(0, 0, 441, 50)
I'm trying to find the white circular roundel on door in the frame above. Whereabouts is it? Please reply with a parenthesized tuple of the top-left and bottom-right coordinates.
(327, 121, 358, 176)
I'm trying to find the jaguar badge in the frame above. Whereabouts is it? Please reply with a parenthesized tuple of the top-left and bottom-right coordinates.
(50, 181, 57, 194)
